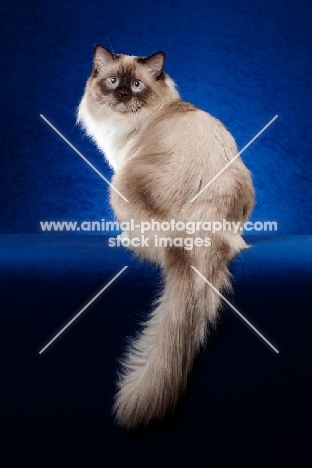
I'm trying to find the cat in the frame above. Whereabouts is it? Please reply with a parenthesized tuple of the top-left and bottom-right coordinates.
(77, 45, 255, 429)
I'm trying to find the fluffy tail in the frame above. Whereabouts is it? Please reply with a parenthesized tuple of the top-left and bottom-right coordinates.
(113, 236, 240, 429)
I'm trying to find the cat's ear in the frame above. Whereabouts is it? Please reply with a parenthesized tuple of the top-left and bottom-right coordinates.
(93, 44, 114, 73)
(142, 52, 165, 79)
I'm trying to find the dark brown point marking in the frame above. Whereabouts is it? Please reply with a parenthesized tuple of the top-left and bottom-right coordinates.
(96, 64, 152, 105)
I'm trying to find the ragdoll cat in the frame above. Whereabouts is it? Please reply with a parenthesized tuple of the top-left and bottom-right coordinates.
(77, 45, 255, 429)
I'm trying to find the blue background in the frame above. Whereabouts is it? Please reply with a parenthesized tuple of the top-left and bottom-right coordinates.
(1, 0, 311, 235)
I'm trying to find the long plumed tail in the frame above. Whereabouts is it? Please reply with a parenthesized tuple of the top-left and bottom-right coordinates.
(113, 236, 241, 429)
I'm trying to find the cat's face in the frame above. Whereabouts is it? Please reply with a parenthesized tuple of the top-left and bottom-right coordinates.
(86, 45, 176, 114)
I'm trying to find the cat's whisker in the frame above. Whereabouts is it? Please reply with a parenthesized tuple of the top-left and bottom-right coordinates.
(128, 99, 137, 131)
(135, 106, 140, 131)
(102, 101, 111, 112)
(131, 107, 135, 131)
(91, 99, 112, 120)
(131, 104, 138, 132)
(138, 110, 144, 129)
(130, 100, 144, 130)
(100, 99, 111, 109)
(136, 102, 150, 122)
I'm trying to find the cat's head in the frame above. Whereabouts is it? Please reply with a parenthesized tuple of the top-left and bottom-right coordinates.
(84, 45, 179, 114)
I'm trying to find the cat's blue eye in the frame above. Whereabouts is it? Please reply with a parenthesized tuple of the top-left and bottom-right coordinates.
(132, 80, 143, 90)
(108, 76, 119, 86)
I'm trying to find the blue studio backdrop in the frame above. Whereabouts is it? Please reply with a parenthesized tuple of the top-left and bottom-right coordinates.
(1, 1, 312, 467)
(1, 0, 311, 235)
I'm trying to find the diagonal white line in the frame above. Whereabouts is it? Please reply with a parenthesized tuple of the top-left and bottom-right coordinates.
(191, 266, 279, 353)
(39, 266, 128, 354)
(40, 114, 129, 203)
(189, 115, 278, 203)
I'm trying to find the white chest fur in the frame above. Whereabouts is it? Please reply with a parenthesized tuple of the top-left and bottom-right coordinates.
(77, 96, 135, 171)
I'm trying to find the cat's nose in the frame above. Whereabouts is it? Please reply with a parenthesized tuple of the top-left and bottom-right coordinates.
(118, 88, 129, 99)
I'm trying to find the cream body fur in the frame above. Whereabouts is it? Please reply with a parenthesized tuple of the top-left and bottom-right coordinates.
(78, 45, 255, 429)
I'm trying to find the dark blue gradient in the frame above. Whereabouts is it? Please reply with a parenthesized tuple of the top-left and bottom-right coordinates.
(1, 235, 312, 465)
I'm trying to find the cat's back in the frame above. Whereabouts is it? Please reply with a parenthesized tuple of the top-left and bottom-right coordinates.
(133, 99, 238, 169)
